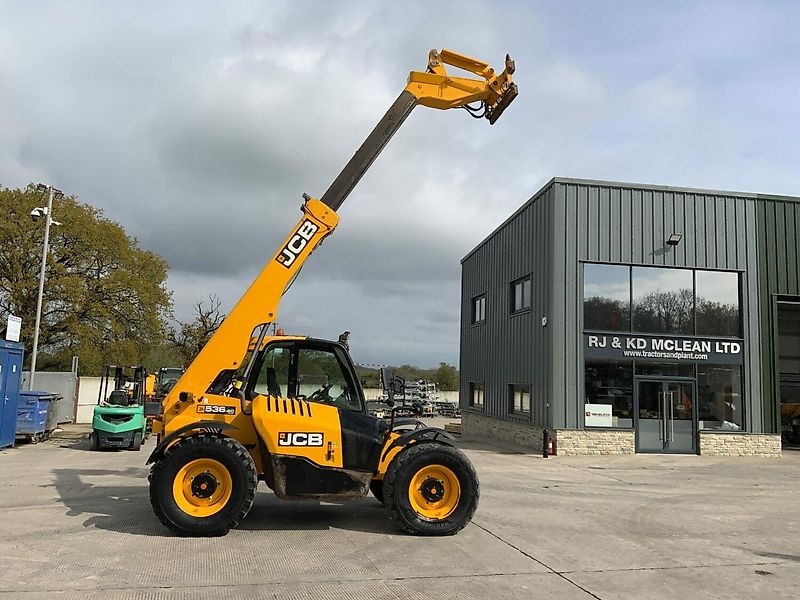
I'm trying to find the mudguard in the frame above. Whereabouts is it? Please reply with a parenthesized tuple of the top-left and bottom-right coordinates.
(381, 427, 457, 462)
(146, 421, 238, 464)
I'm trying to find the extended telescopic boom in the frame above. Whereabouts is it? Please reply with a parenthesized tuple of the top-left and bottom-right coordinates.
(158, 49, 517, 418)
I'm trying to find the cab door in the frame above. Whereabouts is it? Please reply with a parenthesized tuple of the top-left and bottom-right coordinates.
(249, 339, 387, 498)
(293, 341, 387, 473)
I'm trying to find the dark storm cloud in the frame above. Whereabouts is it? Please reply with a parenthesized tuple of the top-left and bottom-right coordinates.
(3, 1, 800, 367)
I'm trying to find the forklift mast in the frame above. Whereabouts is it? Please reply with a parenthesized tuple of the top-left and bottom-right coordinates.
(158, 49, 517, 424)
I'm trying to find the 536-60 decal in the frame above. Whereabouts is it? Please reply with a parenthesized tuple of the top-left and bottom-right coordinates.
(196, 405, 236, 415)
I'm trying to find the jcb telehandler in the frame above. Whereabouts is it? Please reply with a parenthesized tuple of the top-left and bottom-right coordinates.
(147, 49, 518, 536)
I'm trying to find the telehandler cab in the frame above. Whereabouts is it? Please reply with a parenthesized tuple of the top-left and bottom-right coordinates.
(147, 49, 518, 536)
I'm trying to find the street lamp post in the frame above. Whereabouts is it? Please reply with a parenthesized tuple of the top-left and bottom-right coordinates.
(29, 184, 63, 390)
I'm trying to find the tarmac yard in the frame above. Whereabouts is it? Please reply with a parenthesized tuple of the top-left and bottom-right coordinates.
(1, 421, 799, 599)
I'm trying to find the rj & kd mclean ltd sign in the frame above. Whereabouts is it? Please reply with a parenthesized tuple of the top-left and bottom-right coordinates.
(584, 333, 743, 364)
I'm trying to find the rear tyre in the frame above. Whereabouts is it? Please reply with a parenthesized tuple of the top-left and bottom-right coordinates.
(130, 431, 142, 451)
(89, 432, 99, 451)
(384, 443, 479, 536)
(149, 434, 257, 536)
(370, 479, 385, 505)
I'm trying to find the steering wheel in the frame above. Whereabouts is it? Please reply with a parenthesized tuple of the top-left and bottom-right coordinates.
(309, 384, 334, 403)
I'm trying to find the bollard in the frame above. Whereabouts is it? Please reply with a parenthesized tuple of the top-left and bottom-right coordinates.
(542, 428, 549, 458)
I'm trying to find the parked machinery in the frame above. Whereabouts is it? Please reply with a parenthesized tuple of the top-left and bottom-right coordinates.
(90, 365, 148, 451)
(145, 367, 185, 434)
(147, 49, 517, 536)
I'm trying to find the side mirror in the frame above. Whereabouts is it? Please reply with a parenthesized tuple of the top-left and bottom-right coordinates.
(380, 368, 394, 391)
(385, 398, 395, 408)
(411, 401, 423, 416)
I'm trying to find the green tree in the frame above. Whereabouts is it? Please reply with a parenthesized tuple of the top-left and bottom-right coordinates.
(0, 184, 172, 375)
(430, 362, 459, 391)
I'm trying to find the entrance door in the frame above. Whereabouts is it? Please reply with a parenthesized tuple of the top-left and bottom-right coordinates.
(636, 379, 696, 453)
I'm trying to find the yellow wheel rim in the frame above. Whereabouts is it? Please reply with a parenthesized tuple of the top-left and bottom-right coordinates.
(408, 464, 461, 521)
(172, 458, 233, 517)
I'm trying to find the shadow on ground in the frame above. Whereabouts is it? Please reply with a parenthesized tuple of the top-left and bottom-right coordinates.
(53, 465, 397, 538)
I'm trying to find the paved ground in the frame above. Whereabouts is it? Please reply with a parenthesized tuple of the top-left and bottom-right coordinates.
(1, 419, 799, 599)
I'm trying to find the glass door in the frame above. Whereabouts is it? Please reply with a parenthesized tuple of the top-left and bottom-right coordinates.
(636, 379, 696, 453)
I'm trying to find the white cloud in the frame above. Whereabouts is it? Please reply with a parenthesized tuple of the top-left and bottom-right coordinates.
(1, 0, 799, 367)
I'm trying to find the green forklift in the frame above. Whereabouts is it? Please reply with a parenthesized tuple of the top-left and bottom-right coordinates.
(90, 365, 147, 451)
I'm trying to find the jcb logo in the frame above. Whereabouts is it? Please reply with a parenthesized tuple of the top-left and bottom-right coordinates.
(278, 432, 324, 447)
(277, 220, 319, 268)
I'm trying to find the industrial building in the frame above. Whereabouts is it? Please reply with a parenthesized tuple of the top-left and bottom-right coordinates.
(460, 177, 800, 455)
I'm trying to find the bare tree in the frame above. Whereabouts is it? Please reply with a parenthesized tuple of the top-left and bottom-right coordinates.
(168, 295, 225, 363)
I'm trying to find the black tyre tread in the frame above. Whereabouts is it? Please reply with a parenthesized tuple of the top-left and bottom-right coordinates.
(148, 434, 257, 536)
(384, 442, 479, 536)
(370, 479, 385, 505)
(131, 432, 142, 451)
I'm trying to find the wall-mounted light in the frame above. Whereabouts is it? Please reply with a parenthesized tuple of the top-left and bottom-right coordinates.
(666, 233, 682, 246)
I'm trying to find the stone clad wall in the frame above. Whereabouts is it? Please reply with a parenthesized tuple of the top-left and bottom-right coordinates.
(464, 412, 782, 456)
(699, 432, 781, 456)
(461, 411, 544, 451)
(554, 429, 635, 455)
(462, 412, 546, 451)
(462, 412, 635, 454)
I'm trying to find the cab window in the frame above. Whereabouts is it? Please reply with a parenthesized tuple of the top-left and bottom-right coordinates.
(297, 347, 362, 412)
(253, 346, 290, 397)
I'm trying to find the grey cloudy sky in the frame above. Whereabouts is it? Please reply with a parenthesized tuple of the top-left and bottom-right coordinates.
(1, 1, 798, 368)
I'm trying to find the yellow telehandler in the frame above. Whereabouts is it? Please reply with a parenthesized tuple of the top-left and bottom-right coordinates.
(147, 49, 518, 536)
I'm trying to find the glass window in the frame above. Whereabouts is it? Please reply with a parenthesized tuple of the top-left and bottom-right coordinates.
(511, 276, 531, 313)
(697, 364, 743, 430)
(584, 361, 633, 427)
(469, 382, 484, 409)
(634, 362, 695, 378)
(508, 384, 530, 415)
(632, 267, 693, 334)
(297, 347, 361, 412)
(696, 271, 740, 337)
(584, 264, 630, 331)
(778, 304, 800, 373)
(472, 295, 486, 324)
(253, 345, 291, 397)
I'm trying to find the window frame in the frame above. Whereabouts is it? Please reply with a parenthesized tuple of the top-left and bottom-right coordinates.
(469, 381, 485, 410)
(471, 294, 487, 325)
(508, 383, 531, 416)
(510, 275, 532, 315)
(582, 262, 743, 338)
(247, 339, 366, 413)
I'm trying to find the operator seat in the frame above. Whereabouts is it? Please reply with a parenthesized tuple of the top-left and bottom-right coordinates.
(107, 390, 129, 406)
(266, 367, 282, 397)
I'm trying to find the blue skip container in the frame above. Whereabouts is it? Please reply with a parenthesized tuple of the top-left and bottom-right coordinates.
(16, 391, 57, 443)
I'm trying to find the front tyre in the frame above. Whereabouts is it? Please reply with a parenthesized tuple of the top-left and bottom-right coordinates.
(149, 434, 257, 536)
(384, 443, 479, 536)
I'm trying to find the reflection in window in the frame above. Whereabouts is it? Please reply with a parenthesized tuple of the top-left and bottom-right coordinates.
(697, 364, 743, 430)
(472, 295, 486, 324)
(297, 348, 361, 412)
(470, 382, 484, 409)
(634, 362, 695, 378)
(632, 267, 693, 334)
(511, 276, 531, 313)
(508, 384, 531, 415)
(584, 361, 633, 427)
(777, 303, 800, 441)
(696, 271, 740, 336)
(254, 346, 291, 397)
(584, 264, 630, 331)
